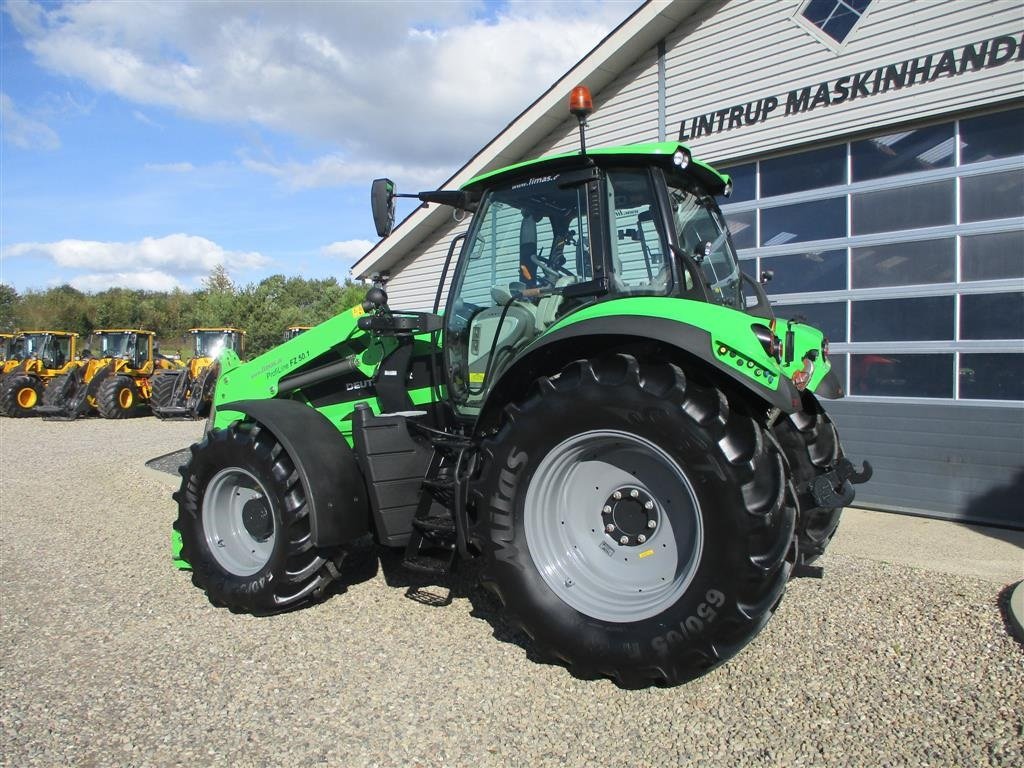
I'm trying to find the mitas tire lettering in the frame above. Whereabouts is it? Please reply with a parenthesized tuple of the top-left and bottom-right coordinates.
(489, 447, 528, 515)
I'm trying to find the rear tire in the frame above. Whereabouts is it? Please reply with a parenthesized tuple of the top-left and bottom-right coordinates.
(476, 354, 796, 687)
(173, 421, 340, 613)
(0, 374, 43, 417)
(772, 393, 845, 565)
(97, 375, 143, 419)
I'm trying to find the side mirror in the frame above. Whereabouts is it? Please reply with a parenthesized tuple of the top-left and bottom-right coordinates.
(371, 178, 396, 238)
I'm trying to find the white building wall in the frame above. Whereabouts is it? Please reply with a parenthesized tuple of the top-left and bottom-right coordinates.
(663, 0, 1024, 164)
(381, 0, 1023, 310)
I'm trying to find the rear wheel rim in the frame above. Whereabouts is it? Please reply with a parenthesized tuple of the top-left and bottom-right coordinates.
(203, 468, 276, 576)
(524, 429, 703, 623)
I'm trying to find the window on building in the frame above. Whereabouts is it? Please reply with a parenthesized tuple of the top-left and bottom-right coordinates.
(850, 353, 953, 398)
(961, 231, 1024, 282)
(851, 239, 954, 288)
(960, 354, 1024, 401)
(762, 249, 847, 294)
(801, 0, 872, 44)
(960, 108, 1024, 164)
(717, 104, 1023, 403)
(851, 122, 955, 182)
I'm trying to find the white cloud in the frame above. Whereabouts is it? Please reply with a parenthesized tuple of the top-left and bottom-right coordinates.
(6, 1, 636, 176)
(69, 270, 183, 292)
(0, 92, 60, 150)
(144, 161, 195, 173)
(321, 239, 374, 262)
(4, 234, 269, 291)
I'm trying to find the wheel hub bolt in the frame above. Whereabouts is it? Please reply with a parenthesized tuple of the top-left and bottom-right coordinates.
(619, 536, 629, 545)
(648, 519, 657, 529)
(602, 505, 612, 514)
(612, 491, 622, 500)
(637, 534, 647, 544)
(605, 524, 615, 533)
(630, 489, 639, 499)
(644, 500, 654, 510)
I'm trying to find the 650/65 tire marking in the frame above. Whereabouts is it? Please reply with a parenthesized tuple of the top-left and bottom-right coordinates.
(651, 589, 726, 653)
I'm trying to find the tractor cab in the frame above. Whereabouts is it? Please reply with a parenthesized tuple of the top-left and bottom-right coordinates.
(87, 330, 154, 371)
(2, 331, 78, 375)
(371, 94, 769, 419)
(189, 328, 244, 361)
(283, 326, 311, 341)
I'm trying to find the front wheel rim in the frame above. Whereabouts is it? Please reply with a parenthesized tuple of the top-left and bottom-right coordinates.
(524, 430, 704, 623)
(202, 467, 276, 576)
(118, 387, 133, 409)
(17, 387, 37, 409)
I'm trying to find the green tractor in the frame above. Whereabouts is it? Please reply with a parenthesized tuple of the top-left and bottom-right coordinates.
(172, 87, 870, 687)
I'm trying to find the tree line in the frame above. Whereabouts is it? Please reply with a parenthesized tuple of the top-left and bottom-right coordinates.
(0, 267, 368, 359)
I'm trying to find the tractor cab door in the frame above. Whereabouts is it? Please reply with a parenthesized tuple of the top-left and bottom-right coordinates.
(443, 172, 604, 417)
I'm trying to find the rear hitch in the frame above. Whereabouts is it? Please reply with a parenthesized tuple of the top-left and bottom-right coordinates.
(809, 458, 873, 509)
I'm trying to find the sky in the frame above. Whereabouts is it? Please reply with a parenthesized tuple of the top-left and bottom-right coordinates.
(0, 0, 640, 294)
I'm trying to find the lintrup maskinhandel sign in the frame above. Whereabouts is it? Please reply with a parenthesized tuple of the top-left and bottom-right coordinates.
(678, 32, 1024, 142)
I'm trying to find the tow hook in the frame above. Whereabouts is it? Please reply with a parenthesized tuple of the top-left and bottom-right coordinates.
(809, 458, 874, 508)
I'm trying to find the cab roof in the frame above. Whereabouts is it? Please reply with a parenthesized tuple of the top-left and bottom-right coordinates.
(93, 329, 155, 335)
(12, 330, 78, 337)
(461, 141, 731, 196)
(188, 327, 245, 333)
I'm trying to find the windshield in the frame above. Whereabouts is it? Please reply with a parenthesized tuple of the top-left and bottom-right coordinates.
(668, 183, 742, 309)
(10, 333, 48, 359)
(94, 332, 132, 357)
(193, 331, 238, 358)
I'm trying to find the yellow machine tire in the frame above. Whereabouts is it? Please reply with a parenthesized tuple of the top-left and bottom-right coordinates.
(97, 375, 144, 419)
(150, 370, 184, 419)
(0, 373, 43, 418)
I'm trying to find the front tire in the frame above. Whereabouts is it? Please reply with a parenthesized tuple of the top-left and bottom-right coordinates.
(0, 374, 43, 417)
(173, 421, 339, 613)
(150, 370, 181, 418)
(476, 354, 796, 687)
(772, 393, 846, 565)
(97, 375, 143, 419)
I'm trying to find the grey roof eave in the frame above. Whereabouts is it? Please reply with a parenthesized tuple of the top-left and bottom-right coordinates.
(352, 0, 703, 280)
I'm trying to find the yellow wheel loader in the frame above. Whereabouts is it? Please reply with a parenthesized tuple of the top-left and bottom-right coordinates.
(283, 325, 311, 341)
(0, 331, 80, 417)
(37, 329, 181, 420)
(151, 327, 245, 420)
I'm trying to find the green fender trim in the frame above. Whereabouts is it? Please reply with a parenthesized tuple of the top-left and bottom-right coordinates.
(531, 297, 806, 411)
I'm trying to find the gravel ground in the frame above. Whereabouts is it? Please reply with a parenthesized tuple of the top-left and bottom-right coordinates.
(1, 417, 1021, 767)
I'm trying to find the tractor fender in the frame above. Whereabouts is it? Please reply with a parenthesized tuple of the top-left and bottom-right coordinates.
(217, 398, 370, 547)
(478, 315, 803, 432)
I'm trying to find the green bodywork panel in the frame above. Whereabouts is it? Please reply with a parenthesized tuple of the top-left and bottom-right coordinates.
(543, 296, 834, 397)
(463, 142, 731, 192)
(210, 303, 442, 442)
